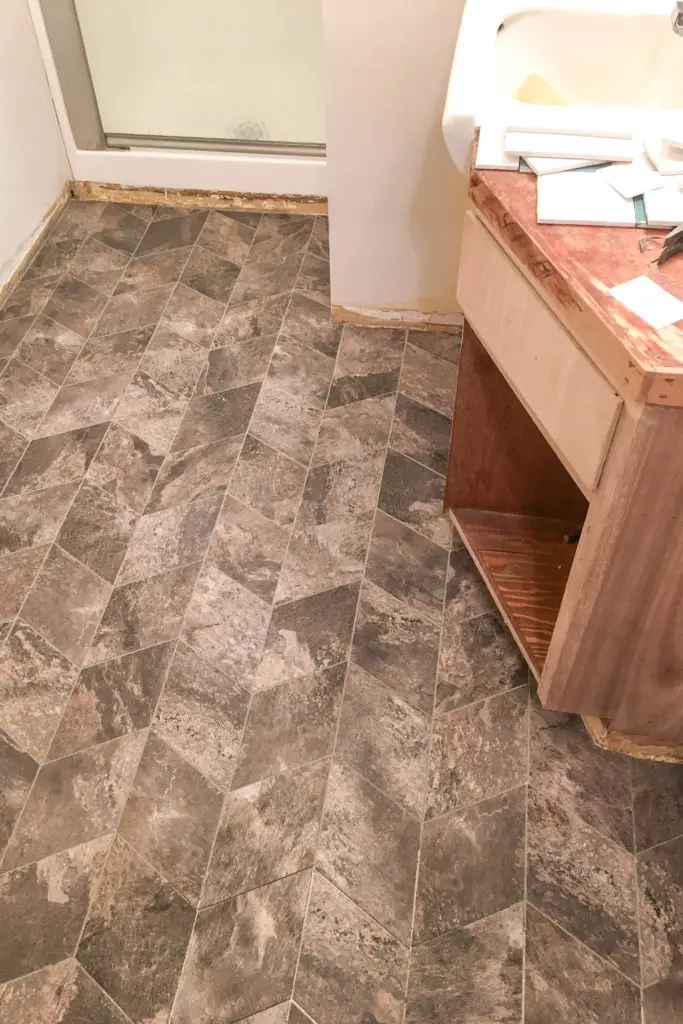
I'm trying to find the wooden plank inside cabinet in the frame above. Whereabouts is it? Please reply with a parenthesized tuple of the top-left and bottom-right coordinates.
(458, 212, 622, 496)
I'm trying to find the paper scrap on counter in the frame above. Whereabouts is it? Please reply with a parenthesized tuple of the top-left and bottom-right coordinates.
(643, 187, 683, 229)
(537, 169, 637, 227)
(609, 276, 683, 329)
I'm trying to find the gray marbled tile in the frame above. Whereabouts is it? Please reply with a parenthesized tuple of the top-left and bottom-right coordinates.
(275, 510, 372, 605)
(43, 277, 107, 338)
(53, 962, 131, 1024)
(197, 209, 256, 264)
(307, 217, 329, 260)
(49, 200, 105, 243)
(0, 359, 58, 435)
(0, 479, 79, 554)
(233, 663, 346, 787)
(230, 434, 307, 527)
(214, 293, 288, 347)
(69, 237, 130, 296)
(294, 871, 408, 1024)
(136, 210, 208, 256)
(266, 335, 334, 408)
(57, 481, 138, 583)
(524, 904, 641, 1024)
(0, 421, 28, 495)
(441, 601, 524, 715)
(24, 238, 81, 282)
(399, 342, 458, 418)
(352, 579, 440, 714)
(318, 762, 420, 944)
(250, 379, 323, 465)
(155, 642, 250, 789)
(115, 247, 189, 296)
(0, 545, 48, 620)
(171, 381, 260, 452)
(281, 291, 342, 359)
(3, 422, 108, 497)
(366, 509, 448, 626)
(639, 833, 683, 987)
(0, 960, 71, 1024)
(313, 394, 395, 466)
(257, 581, 360, 689)
(406, 903, 524, 1024)
(527, 785, 640, 981)
(86, 423, 164, 513)
(119, 730, 223, 903)
(15, 316, 83, 385)
(415, 788, 526, 943)
(229, 252, 302, 306)
(297, 253, 330, 306)
(643, 980, 683, 1024)
(439, 545, 497, 637)
(426, 687, 529, 819)
(208, 493, 289, 602)
(196, 334, 276, 394)
(37, 373, 128, 438)
(0, 315, 34, 361)
(0, 275, 59, 323)
(91, 204, 149, 254)
(202, 761, 328, 905)
(181, 246, 241, 303)
(249, 214, 314, 263)
(2, 730, 145, 870)
(336, 663, 429, 819)
(146, 434, 242, 512)
(48, 642, 173, 758)
(77, 836, 194, 1024)
(389, 392, 452, 475)
(0, 836, 108, 985)
(88, 561, 200, 664)
(66, 325, 154, 385)
(378, 449, 450, 548)
(115, 371, 188, 453)
(407, 326, 462, 365)
(183, 563, 270, 681)
(529, 698, 633, 849)
(139, 328, 208, 398)
(0, 730, 37, 853)
(22, 545, 111, 666)
(161, 282, 225, 349)
(0, 621, 78, 761)
(328, 326, 404, 409)
(96, 285, 174, 337)
(171, 871, 310, 1024)
(116, 491, 221, 585)
(297, 451, 384, 528)
(632, 759, 683, 852)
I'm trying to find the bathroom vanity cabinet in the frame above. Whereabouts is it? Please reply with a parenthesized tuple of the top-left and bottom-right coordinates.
(446, 162, 683, 757)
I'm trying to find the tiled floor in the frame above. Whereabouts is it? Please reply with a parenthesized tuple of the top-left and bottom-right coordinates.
(0, 201, 682, 1024)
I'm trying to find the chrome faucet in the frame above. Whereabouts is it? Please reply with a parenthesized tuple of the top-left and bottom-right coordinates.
(673, 1, 683, 35)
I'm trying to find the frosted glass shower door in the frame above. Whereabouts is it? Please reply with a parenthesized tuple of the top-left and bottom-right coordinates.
(73, 0, 325, 145)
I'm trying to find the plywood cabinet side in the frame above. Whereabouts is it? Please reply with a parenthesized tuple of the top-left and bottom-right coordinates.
(458, 213, 622, 496)
(541, 400, 683, 736)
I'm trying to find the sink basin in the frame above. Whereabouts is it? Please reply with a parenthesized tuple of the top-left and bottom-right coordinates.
(443, 0, 683, 174)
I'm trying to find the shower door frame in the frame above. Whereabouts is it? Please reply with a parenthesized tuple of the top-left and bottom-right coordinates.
(27, 0, 327, 196)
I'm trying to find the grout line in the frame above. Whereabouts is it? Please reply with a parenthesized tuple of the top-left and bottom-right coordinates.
(630, 756, 646, 1008)
(68, 962, 138, 1024)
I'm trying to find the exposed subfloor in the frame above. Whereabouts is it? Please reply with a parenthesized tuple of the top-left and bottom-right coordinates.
(0, 200, 682, 1024)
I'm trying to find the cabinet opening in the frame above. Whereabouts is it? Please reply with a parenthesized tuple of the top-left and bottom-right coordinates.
(445, 321, 589, 677)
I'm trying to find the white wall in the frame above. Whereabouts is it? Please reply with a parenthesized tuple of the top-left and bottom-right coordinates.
(0, 0, 70, 289)
(323, 0, 466, 322)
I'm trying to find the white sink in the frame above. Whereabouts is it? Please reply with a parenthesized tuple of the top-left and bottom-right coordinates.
(443, 0, 683, 174)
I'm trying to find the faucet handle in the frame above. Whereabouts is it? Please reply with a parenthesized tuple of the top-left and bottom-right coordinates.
(673, 1, 683, 34)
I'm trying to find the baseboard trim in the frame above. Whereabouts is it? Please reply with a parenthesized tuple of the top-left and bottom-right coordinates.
(332, 304, 464, 333)
(0, 184, 71, 308)
(71, 181, 327, 215)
